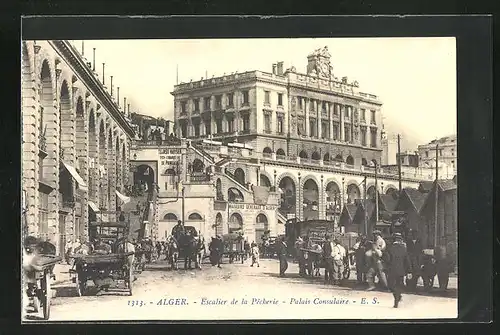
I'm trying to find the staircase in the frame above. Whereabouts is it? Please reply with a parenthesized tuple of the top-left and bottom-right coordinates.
(215, 157, 231, 168)
(276, 209, 287, 224)
(190, 144, 215, 164)
(224, 169, 250, 192)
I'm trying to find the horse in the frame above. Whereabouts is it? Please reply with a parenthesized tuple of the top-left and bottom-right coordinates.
(177, 233, 201, 270)
(303, 243, 323, 277)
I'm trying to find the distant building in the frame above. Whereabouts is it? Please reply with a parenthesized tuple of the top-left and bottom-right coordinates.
(397, 150, 420, 167)
(381, 136, 398, 166)
(418, 134, 457, 176)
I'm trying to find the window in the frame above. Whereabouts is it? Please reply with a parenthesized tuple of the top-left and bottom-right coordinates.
(204, 97, 211, 110)
(309, 99, 315, 111)
(277, 115, 284, 133)
(370, 129, 377, 148)
(332, 123, 339, 140)
(360, 109, 366, 121)
(321, 121, 328, 139)
(181, 124, 187, 138)
(344, 123, 350, 142)
(181, 101, 187, 114)
(194, 121, 200, 137)
(264, 113, 271, 132)
(298, 97, 303, 109)
(370, 110, 376, 124)
(215, 95, 222, 109)
(277, 93, 283, 106)
(451, 148, 455, 156)
(216, 119, 223, 133)
(439, 149, 443, 156)
(297, 119, 305, 135)
(242, 90, 249, 105)
(193, 99, 200, 112)
(333, 104, 339, 116)
(205, 121, 211, 135)
(344, 106, 350, 119)
(361, 127, 367, 146)
(227, 93, 234, 107)
(264, 91, 270, 104)
(309, 119, 317, 137)
(322, 101, 327, 111)
(227, 118, 234, 133)
(242, 114, 250, 132)
(38, 191, 49, 238)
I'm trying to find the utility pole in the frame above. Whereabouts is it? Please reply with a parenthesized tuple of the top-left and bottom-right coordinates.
(92, 48, 96, 71)
(81, 41, 84, 56)
(397, 134, 402, 194)
(434, 143, 439, 247)
(375, 160, 379, 224)
(102, 63, 105, 85)
(363, 176, 367, 235)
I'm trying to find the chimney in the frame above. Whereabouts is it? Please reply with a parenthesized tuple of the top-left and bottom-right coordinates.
(127, 103, 130, 117)
(272, 64, 277, 74)
(277, 62, 284, 76)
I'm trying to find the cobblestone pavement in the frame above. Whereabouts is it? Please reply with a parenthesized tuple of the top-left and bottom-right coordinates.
(25, 257, 457, 321)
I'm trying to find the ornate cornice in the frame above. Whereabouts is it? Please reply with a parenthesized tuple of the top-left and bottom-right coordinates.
(50, 40, 135, 139)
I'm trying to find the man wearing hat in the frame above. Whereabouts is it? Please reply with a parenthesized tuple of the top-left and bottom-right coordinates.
(405, 229, 424, 292)
(386, 232, 411, 308)
(322, 235, 334, 284)
(331, 237, 346, 286)
(277, 236, 288, 277)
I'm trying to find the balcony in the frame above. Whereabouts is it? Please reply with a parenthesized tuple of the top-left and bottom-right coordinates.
(241, 101, 250, 107)
(38, 133, 48, 158)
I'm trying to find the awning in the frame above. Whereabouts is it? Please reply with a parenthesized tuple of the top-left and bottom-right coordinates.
(88, 201, 99, 213)
(62, 161, 88, 191)
(115, 190, 131, 204)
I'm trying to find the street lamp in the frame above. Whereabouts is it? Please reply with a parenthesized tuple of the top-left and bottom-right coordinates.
(297, 172, 301, 221)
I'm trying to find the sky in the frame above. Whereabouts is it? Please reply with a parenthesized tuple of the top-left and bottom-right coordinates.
(70, 37, 456, 150)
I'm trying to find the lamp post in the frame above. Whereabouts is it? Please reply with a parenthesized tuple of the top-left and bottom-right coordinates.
(273, 170, 277, 189)
(320, 175, 324, 221)
(297, 172, 301, 221)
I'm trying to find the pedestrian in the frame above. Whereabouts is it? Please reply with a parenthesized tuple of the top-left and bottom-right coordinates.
(332, 237, 346, 286)
(365, 241, 388, 291)
(322, 235, 334, 284)
(353, 235, 367, 285)
(405, 229, 424, 292)
(434, 236, 453, 292)
(278, 236, 288, 277)
(250, 242, 260, 267)
(373, 230, 387, 252)
(386, 233, 411, 308)
(295, 236, 306, 277)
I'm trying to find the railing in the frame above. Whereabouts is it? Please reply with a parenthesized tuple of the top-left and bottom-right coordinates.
(189, 173, 211, 183)
(224, 169, 249, 190)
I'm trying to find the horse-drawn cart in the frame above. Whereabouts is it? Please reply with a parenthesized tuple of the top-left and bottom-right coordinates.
(222, 232, 246, 264)
(23, 253, 62, 320)
(70, 220, 135, 296)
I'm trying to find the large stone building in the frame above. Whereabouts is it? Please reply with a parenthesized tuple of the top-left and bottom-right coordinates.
(21, 40, 134, 256)
(418, 134, 457, 176)
(152, 47, 438, 238)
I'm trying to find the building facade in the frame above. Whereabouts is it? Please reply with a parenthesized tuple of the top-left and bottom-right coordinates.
(418, 135, 457, 176)
(21, 40, 135, 256)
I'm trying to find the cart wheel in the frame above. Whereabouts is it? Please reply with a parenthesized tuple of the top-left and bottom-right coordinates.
(41, 272, 51, 320)
(127, 267, 133, 296)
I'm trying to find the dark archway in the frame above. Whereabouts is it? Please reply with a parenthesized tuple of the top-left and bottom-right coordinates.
(276, 148, 286, 158)
(325, 181, 341, 212)
(234, 168, 245, 185)
(260, 174, 271, 187)
(361, 158, 368, 166)
(303, 179, 319, 220)
(163, 213, 178, 221)
(335, 154, 343, 162)
(216, 178, 223, 200)
(215, 213, 223, 236)
(228, 187, 244, 202)
(188, 212, 203, 221)
(311, 151, 321, 161)
(192, 158, 205, 173)
(278, 176, 296, 214)
(346, 155, 354, 166)
(323, 153, 331, 162)
(367, 185, 376, 200)
(263, 147, 273, 154)
(299, 150, 308, 159)
(347, 184, 361, 204)
(229, 213, 243, 233)
(134, 164, 155, 194)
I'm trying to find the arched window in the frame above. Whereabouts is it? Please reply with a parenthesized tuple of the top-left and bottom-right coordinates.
(299, 150, 308, 159)
(276, 148, 286, 158)
(163, 213, 178, 221)
(361, 158, 368, 166)
(192, 159, 204, 173)
(263, 147, 273, 154)
(335, 154, 343, 162)
(216, 178, 223, 200)
(311, 151, 321, 161)
(228, 187, 244, 202)
(346, 155, 354, 165)
(234, 168, 245, 185)
(229, 213, 243, 233)
(188, 212, 203, 221)
(323, 153, 330, 162)
(215, 213, 223, 236)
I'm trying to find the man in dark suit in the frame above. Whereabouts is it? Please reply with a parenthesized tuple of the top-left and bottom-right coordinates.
(278, 237, 288, 277)
(386, 233, 411, 308)
(405, 229, 424, 292)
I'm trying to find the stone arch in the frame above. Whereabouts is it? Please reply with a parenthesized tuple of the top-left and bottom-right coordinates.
(299, 150, 308, 159)
(367, 185, 376, 199)
(361, 158, 368, 166)
(301, 176, 319, 221)
(276, 172, 298, 188)
(259, 174, 271, 187)
(323, 153, 331, 162)
(346, 183, 361, 204)
(161, 212, 179, 222)
(311, 151, 321, 161)
(346, 155, 355, 165)
(276, 148, 286, 157)
(335, 154, 343, 162)
(325, 180, 341, 213)
(255, 212, 269, 243)
(216, 178, 223, 200)
(385, 185, 398, 197)
(259, 170, 273, 188)
(187, 211, 204, 221)
(192, 158, 205, 173)
(234, 168, 245, 185)
(263, 147, 273, 154)
(229, 212, 244, 233)
(228, 187, 244, 202)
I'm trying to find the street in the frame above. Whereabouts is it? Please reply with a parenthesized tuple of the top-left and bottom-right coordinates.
(32, 257, 457, 321)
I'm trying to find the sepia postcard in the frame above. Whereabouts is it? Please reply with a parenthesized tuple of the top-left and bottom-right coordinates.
(21, 35, 458, 322)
